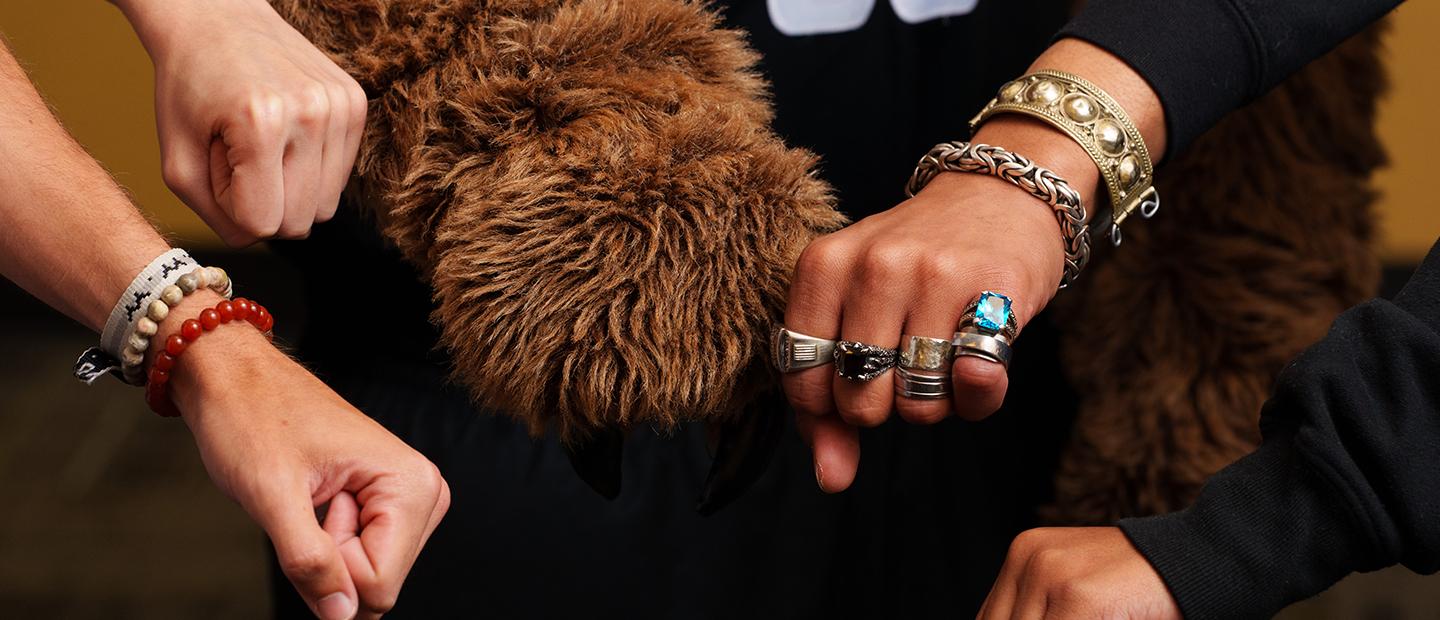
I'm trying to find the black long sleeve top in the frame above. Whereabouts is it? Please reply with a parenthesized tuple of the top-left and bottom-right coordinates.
(1118, 240, 1440, 618)
(1061, 0, 1402, 159)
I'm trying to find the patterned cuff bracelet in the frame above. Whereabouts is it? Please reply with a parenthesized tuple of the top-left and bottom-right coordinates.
(906, 141, 1089, 289)
(970, 69, 1159, 246)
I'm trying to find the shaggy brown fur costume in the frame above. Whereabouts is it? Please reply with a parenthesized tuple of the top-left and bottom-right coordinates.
(272, 0, 844, 443)
(271, 0, 1385, 518)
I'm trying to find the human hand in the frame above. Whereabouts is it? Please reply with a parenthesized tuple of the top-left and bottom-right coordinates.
(782, 118, 1098, 492)
(158, 293, 449, 619)
(979, 527, 1180, 620)
(118, 0, 367, 245)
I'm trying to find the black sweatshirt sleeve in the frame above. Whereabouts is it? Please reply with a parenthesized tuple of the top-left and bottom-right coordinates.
(1058, 0, 1401, 159)
(1116, 239, 1440, 619)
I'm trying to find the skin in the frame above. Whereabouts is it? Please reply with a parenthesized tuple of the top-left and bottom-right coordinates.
(113, 0, 366, 246)
(779, 38, 1180, 616)
(979, 528, 1181, 620)
(0, 36, 445, 620)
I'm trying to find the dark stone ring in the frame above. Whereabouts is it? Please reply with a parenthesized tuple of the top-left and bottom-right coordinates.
(833, 341, 897, 382)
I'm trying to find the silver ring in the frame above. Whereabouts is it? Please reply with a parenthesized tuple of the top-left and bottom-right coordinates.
(895, 366, 951, 399)
(958, 290, 1019, 342)
(951, 331, 1013, 368)
(772, 327, 836, 373)
(833, 341, 897, 382)
(898, 335, 954, 371)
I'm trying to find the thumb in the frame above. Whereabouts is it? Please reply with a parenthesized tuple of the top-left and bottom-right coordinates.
(254, 482, 359, 620)
(795, 413, 859, 492)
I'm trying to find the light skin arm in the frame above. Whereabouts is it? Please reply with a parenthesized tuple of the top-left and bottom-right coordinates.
(111, 0, 366, 246)
(779, 38, 1179, 618)
(0, 40, 446, 620)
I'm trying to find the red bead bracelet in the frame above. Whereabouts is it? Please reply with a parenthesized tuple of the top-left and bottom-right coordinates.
(143, 297, 274, 417)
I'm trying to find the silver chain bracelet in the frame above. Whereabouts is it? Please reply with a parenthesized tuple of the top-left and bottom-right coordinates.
(905, 141, 1090, 289)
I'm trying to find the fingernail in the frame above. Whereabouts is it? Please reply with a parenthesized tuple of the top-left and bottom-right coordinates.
(814, 460, 825, 490)
(317, 592, 356, 620)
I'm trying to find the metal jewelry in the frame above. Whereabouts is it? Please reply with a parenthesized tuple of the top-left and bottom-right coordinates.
(772, 326, 837, 373)
(952, 332, 1013, 368)
(905, 141, 1089, 289)
(970, 69, 1160, 247)
(833, 341, 897, 382)
(898, 335, 955, 371)
(895, 367, 952, 399)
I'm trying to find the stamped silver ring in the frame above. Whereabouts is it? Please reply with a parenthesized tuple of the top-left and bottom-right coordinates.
(833, 341, 897, 382)
(895, 366, 951, 399)
(959, 290, 1019, 343)
(898, 335, 955, 371)
(772, 327, 837, 373)
(952, 331, 1013, 368)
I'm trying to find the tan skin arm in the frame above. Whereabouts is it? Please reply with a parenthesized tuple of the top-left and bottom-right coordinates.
(780, 37, 1179, 619)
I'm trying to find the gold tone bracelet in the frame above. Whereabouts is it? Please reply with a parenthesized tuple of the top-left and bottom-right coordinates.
(970, 69, 1159, 246)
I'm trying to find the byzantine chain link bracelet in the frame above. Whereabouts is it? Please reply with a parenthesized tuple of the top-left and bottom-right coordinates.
(906, 141, 1089, 289)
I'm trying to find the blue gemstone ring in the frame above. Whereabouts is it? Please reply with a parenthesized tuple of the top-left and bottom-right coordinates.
(958, 291, 1019, 344)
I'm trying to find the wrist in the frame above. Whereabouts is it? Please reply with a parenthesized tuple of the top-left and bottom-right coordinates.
(145, 290, 276, 420)
(969, 115, 1103, 204)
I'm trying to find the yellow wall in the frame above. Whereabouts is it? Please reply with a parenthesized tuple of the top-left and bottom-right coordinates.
(2, 3, 1437, 260)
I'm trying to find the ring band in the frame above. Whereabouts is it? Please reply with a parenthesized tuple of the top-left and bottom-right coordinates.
(833, 341, 897, 382)
(895, 366, 951, 399)
(898, 335, 954, 371)
(952, 331, 1013, 368)
(772, 327, 837, 373)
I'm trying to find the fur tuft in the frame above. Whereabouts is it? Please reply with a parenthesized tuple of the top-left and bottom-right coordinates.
(272, 0, 844, 440)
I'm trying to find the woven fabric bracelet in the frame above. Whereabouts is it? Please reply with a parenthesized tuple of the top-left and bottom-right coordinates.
(75, 251, 233, 386)
(145, 297, 273, 418)
(905, 141, 1090, 289)
(100, 248, 198, 356)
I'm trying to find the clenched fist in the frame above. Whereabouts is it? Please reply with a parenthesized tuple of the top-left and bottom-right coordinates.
(118, 0, 367, 245)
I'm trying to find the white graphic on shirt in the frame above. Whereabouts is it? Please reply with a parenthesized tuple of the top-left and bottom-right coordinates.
(766, 0, 979, 36)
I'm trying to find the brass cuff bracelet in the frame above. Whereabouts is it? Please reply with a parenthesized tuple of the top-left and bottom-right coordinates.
(970, 69, 1159, 246)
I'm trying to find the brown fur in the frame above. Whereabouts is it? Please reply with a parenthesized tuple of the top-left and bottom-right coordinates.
(1046, 24, 1387, 522)
(272, 0, 844, 440)
(272, 0, 1386, 518)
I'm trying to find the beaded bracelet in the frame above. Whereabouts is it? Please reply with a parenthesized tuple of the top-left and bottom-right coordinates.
(120, 266, 232, 385)
(144, 297, 274, 417)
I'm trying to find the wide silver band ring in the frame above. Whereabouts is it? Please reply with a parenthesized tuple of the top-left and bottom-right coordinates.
(833, 341, 897, 382)
(772, 327, 837, 373)
(895, 366, 951, 400)
(952, 331, 1013, 368)
(898, 335, 955, 371)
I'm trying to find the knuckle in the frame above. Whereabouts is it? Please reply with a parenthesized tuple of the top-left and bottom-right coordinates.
(279, 546, 331, 582)
(895, 398, 949, 425)
(794, 236, 849, 276)
(1009, 529, 1042, 558)
(856, 244, 912, 283)
(236, 213, 282, 239)
(835, 389, 891, 427)
(344, 80, 368, 121)
(159, 156, 189, 192)
(236, 90, 287, 136)
(915, 251, 965, 286)
(292, 84, 331, 127)
(951, 358, 1005, 393)
(782, 376, 834, 417)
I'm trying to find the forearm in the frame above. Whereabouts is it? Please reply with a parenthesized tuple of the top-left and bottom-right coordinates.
(0, 40, 170, 332)
(1119, 239, 1440, 617)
